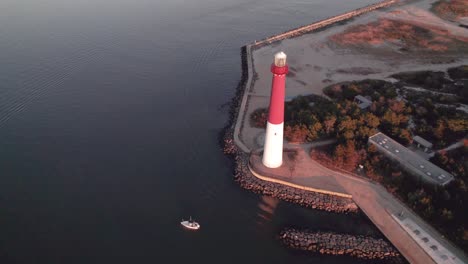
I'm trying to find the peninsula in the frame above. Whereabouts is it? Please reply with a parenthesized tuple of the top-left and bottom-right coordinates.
(224, 0, 468, 263)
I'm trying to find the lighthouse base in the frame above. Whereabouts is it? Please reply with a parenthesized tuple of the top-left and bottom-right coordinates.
(262, 122, 284, 168)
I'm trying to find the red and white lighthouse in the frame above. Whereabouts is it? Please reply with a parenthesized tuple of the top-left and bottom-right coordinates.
(262, 52, 288, 168)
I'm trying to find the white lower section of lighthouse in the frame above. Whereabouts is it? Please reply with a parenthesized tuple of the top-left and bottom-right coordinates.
(262, 121, 284, 168)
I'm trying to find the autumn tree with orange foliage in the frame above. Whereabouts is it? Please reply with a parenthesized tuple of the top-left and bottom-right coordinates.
(284, 124, 309, 143)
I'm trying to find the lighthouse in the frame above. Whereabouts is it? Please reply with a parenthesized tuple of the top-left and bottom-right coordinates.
(262, 52, 288, 168)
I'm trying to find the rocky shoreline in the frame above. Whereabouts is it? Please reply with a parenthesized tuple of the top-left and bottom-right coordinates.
(223, 134, 358, 214)
(220, 41, 401, 262)
(223, 106, 402, 262)
(280, 228, 404, 262)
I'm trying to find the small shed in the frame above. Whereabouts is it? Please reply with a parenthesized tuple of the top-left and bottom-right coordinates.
(413, 135, 433, 152)
(354, 95, 372, 109)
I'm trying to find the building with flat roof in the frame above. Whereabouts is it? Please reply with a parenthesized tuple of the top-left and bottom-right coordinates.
(413, 135, 433, 153)
(354, 95, 372, 110)
(369, 132, 454, 186)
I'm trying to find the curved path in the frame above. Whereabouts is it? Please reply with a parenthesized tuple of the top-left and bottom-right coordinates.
(232, 0, 468, 261)
(248, 145, 468, 264)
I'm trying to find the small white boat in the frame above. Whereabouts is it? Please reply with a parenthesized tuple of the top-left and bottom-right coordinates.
(181, 216, 200, 230)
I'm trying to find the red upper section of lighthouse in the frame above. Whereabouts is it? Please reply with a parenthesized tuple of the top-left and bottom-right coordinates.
(271, 64, 289, 75)
(267, 64, 288, 125)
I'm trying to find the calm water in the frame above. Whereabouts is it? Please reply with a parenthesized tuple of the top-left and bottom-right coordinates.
(0, 0, 380, 263)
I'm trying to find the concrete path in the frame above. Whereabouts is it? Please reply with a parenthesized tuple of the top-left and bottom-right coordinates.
(250, 148, 349, 197)
(232, 0, 468, 262)
(437, 140, 465, 153)
(250, 149, 468, 264)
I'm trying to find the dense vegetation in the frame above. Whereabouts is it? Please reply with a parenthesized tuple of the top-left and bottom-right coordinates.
(391, 67, 468, 148)
(322, 78, 467, 251)
(448, 65, 468, 79)
(412, 101, 468, 148)
(391, 71, 450, 90)
(391, 68, 468, 104)
(249, 72, 468, 251)
(255, 80, 412, 169)
(366, 144, 468, 251)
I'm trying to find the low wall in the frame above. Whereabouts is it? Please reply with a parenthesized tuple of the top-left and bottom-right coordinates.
(230, 150, 358, 213)
(249, 162, 352, 199)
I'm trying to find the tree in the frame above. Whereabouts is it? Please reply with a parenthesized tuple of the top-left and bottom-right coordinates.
(337, 116, 357, 132)
(433, 152, 449, 167)
(370, 102, 378, 113)
(382, 110, 401, 127)
(398, 129, 413, 145)
(334, 144, 346, 167)
(389, 99, 406, 114)
(343, 140, 359, 170)
(343, 130, 355, 140)
(284, 125, 309, 143)
(434, 119, 446, 139)
(323, 115, 337, 135)
(307, 122, 323, 141)
(463, 229, 468, 241)
(364, 112, 380, 128)
(368, 144, 377, 153)
(447, 119, 468, 133)
(441, 208, 454, 221)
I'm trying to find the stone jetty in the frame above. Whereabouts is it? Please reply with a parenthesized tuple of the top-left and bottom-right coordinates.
(250, 0, 396, 49)
(223, 136, 358, 214)
(280, 228, 404, 262)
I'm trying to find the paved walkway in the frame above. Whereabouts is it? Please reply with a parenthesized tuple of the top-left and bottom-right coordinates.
(250, 147, 349, 196)
(249, 146, 468, 264)
(232, 0, 468, 262)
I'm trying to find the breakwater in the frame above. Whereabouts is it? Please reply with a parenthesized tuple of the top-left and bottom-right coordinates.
(223, 138, 358, 213)
(280, 228, 403, 262)
(251, 0, 397, 49)
(233, 0, 398, 153)
(221, 0, 405, 260)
